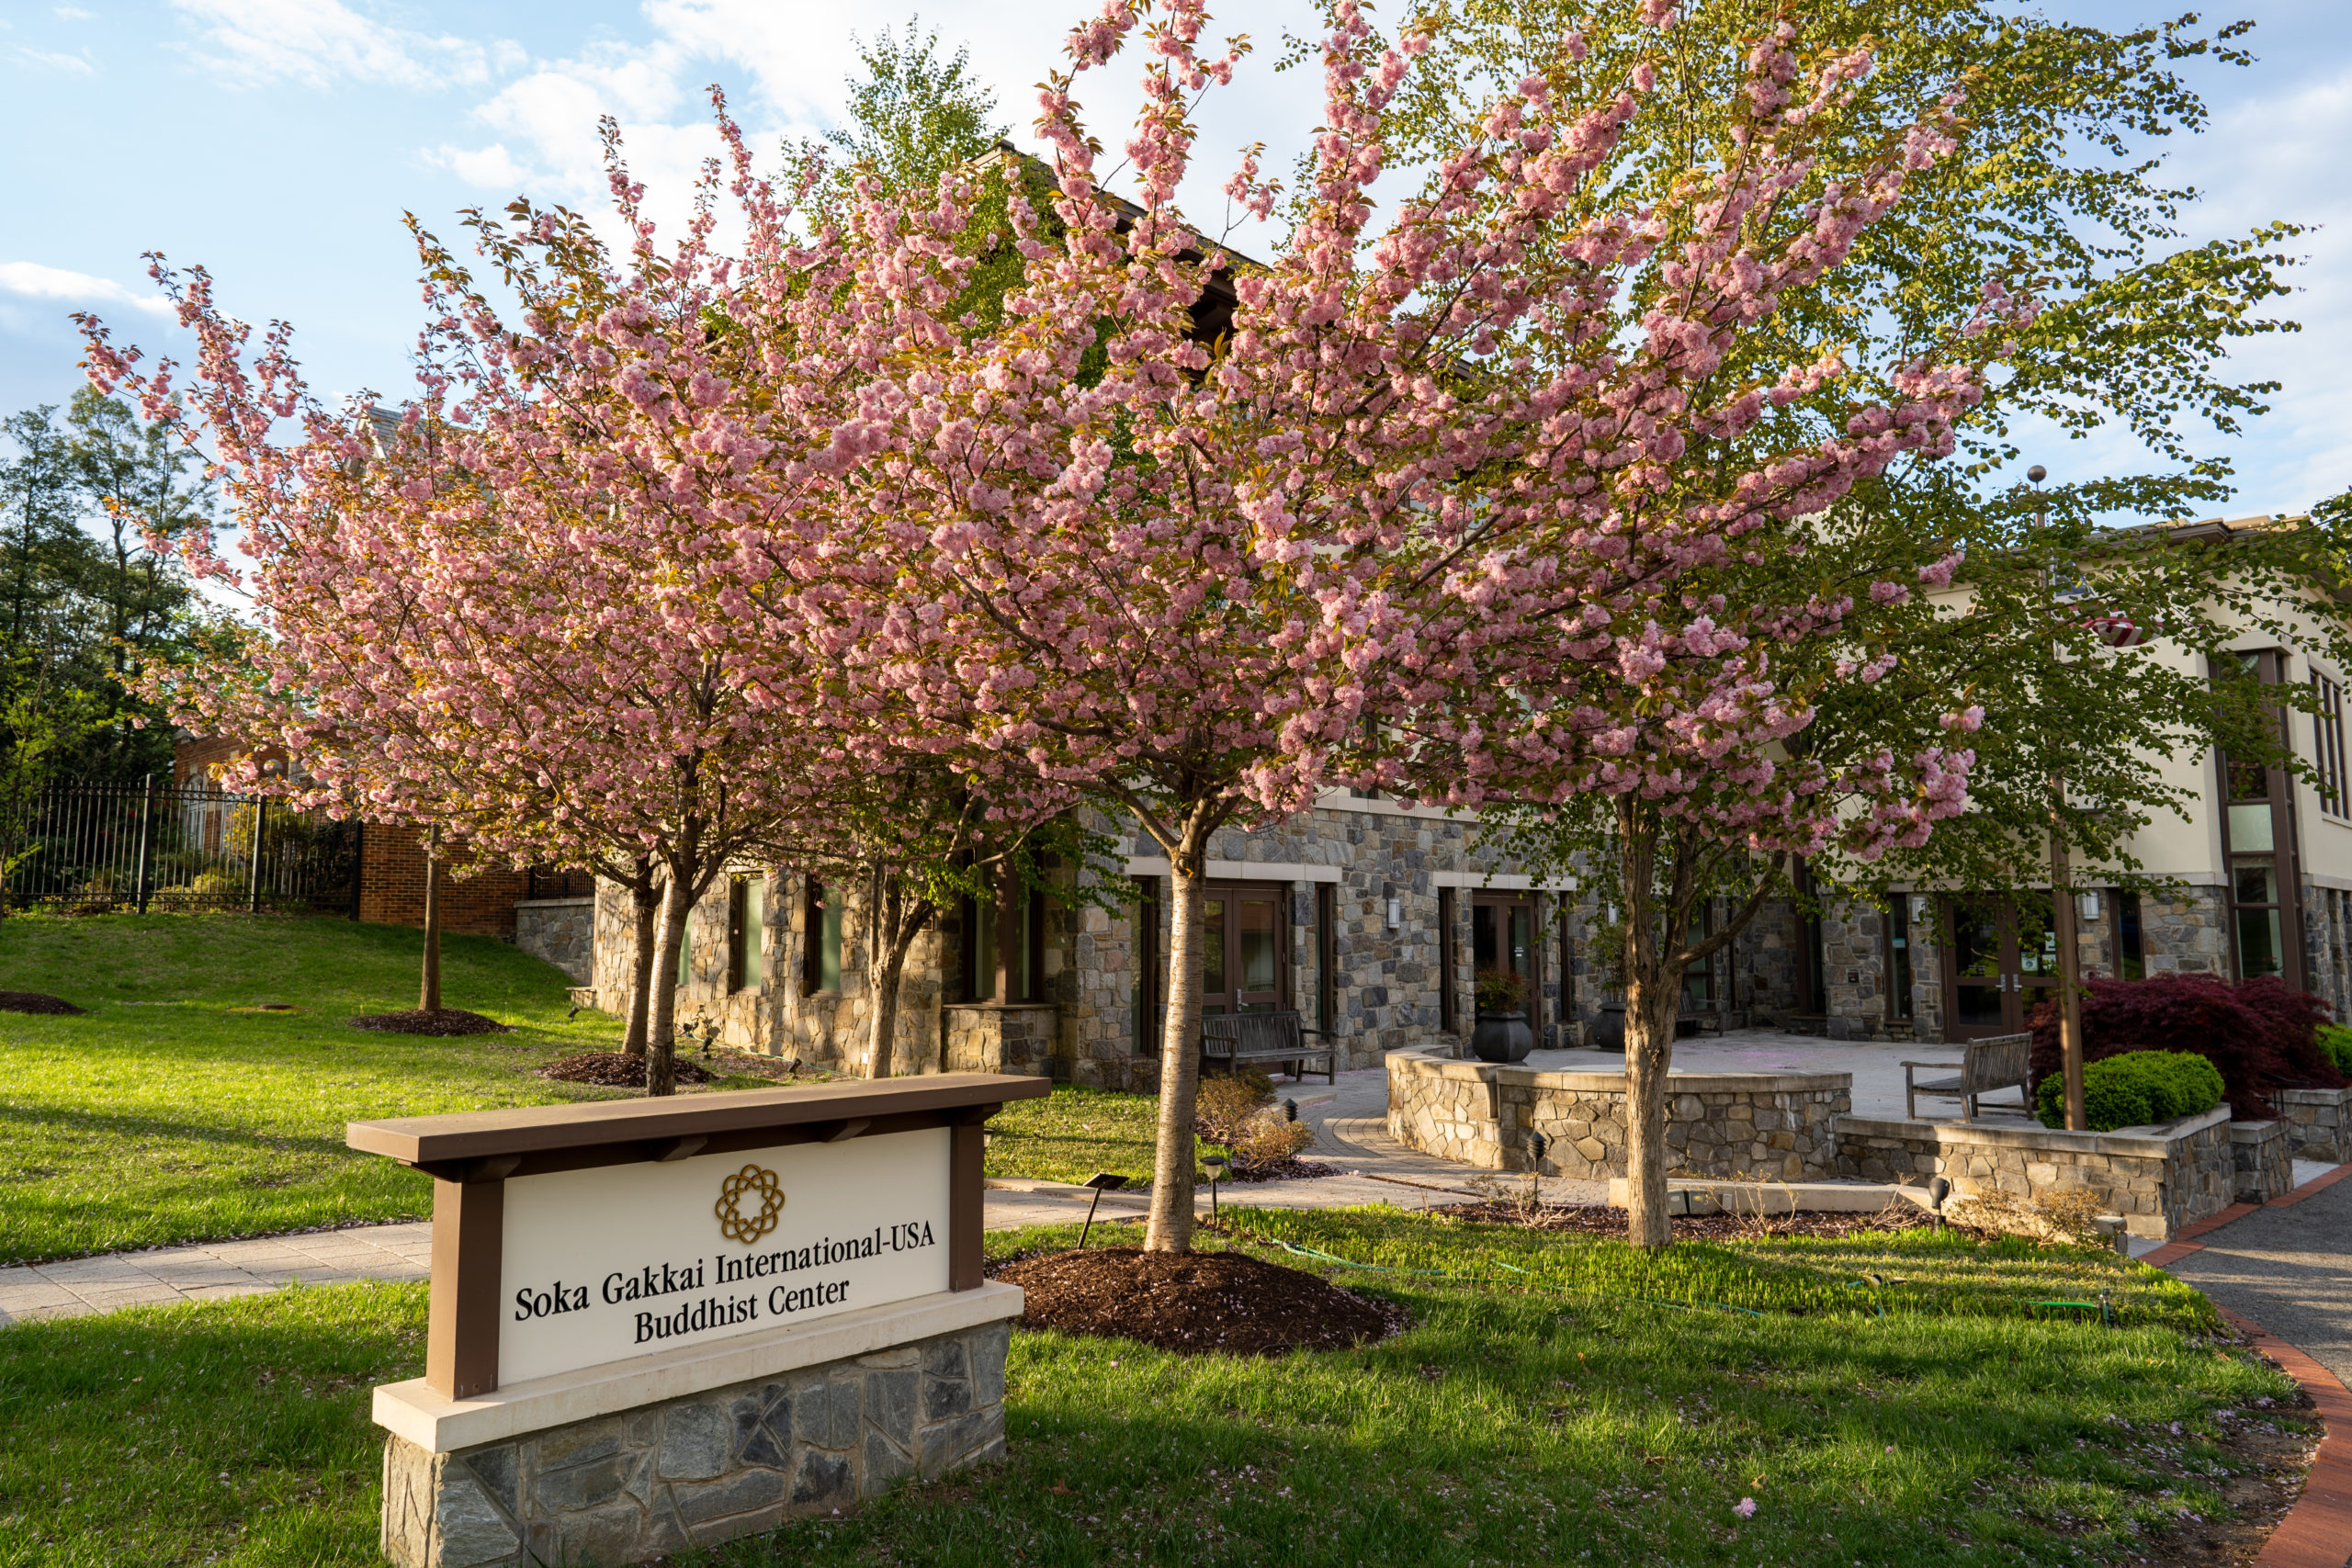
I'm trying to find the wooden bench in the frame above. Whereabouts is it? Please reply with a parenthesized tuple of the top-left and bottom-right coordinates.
(1903, 1032, 2035, 1121)
(1201, 1010, 1337, 1085)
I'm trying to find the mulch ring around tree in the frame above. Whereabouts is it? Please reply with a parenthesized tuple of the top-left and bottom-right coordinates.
(537, 1051, 716, 1088)
(993, 1246, 1408, 1356)
(347, 1008, 513, 1037)
(0, 991, 84, 1016)
(1435, 1198, 1931, 1242)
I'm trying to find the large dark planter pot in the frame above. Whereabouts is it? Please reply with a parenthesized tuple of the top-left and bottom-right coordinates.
(1470, 1010, 1534, 1064)
(1592, 1003, 1627, 1053)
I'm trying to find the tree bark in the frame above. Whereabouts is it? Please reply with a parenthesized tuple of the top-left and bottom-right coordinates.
(418, 832, 443, 1013)
(647, 870, 695, 1098)
(1619, 951, 1683, 1250)
(866, 875, 935, 1080)
(624, 879, 660, 1057)
(2049, 791, 2088, 1131)
(1145, 805, 1216, 1254)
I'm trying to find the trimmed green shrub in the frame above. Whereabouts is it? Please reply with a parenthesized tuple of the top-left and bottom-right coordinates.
(2036, 1049, 2226, 1132)
(2320, 1023, 2352, 1078)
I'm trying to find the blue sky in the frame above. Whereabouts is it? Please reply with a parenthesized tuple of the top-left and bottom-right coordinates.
(3, 0, 2346, 519)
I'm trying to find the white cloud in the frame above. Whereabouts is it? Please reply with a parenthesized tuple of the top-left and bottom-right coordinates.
(0, 261, 172, 318)
(54, 6, 96, 18)
(11, 43, 94, 73)
(169, 0, 517, 91)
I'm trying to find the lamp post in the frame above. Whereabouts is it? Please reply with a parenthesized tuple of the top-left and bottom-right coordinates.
(2031, 463, 2090, 1133)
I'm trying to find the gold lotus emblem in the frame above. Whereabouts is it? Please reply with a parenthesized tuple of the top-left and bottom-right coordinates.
(716, 1164, 785, 1244)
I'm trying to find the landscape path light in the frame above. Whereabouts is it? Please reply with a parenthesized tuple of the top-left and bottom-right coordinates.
(1078, 1172, 1129, 1249)
(1201, 1152, 1228, 1220)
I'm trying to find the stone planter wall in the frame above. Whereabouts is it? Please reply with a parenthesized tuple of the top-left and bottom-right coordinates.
(1385, 1048, 1851, 1180)
(942, 1004, 1058, 1077)
(2231, 1120, 2293, 1203)
(513, 897, 594, 983)
(2273, 1088, 2351, 1165)
(380, 1321, 1008, 1568)
(1832, 1109, 2233, 1240)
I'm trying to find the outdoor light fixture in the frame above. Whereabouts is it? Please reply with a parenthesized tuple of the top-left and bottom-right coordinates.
(1200, 1152, 1228, 1220)
(1383, 881, 1400, 931)
(2080, 890, 2101, 920)
(781, 1057, 804, 1078)
(1928, 1176, 1951, 1232)
(1530, 1132, 1550, 1161)
(1283, 1099, 1298, 1123)
(1078, 1172, 1129, 1248)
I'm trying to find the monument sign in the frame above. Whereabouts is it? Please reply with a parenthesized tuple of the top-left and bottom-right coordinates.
(348, 1072, 1044, 1568)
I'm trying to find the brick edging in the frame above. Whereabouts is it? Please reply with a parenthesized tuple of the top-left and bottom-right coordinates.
(2268, 1161, 2352, 1209)
(2208, 1306, 2352, 1568)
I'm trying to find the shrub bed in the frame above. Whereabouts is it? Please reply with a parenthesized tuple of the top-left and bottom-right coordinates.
(2035, 1049, 2225, 1132)
(2030, 973, 2345, 1118)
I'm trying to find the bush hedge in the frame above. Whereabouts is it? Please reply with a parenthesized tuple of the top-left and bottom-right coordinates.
(2030, 973, 2345, 1119)
(2036, 1049, 2226, 1132)
(2320, 1023, 2352, 1078)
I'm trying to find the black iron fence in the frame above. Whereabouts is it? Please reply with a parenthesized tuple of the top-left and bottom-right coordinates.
(2, 776, 363, 916)
(526, 866, 598, 900)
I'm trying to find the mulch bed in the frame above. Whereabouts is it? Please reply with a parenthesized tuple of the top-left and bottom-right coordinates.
(347, 1008, 512, 1036)
(538, 1051, 717, 1088)
(0, 991, 84, 1016)
(1435, 1198, 1932, 1242)
(1225, 1156, 1345, 1184)
(993, 1246, 1408, 1355)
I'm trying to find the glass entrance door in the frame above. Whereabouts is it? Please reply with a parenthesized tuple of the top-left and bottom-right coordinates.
(1941, 895, 2056, 1041)
(1200, 883, 1286, 1016)
(1472, 894, 1536, 1018)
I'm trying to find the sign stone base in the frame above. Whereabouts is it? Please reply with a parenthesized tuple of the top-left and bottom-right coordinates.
(380, 1319, 1010, 1568)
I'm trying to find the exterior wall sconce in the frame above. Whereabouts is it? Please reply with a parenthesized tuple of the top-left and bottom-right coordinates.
(2079, 890, 2101, 920)
(1383, 880, 1400, 931)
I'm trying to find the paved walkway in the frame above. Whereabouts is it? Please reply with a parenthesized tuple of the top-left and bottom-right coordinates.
(0, 1224, 434, 1326)
(2163, 1168, 2352, 1391)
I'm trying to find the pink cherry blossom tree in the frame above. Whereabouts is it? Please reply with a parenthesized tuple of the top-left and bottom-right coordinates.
(761, 0, 2000, 1250)
(77, 114, 879, 1094)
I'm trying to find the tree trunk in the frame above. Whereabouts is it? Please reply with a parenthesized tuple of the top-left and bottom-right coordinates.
(418, 834, 443, 1013)
(866, 879, 934, 1080)
(624, 880, 660, 1058)
(647, 872, 695, 1098)
(1620, 953, 1683, 1250)
(1145, 807, 1216, 1254)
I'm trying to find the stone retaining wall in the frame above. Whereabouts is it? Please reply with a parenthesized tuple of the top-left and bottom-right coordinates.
(1385, 1048, 1851, 1180)
(942, 1004, 1057, 1077)
(380, 1320, 1008, 1568)
(2274, 1088, 2351, 1165)
(513, 897, 594, 983)
(2231, 1120, 2293, 1204)
(1833, 1109, 2233, 1240)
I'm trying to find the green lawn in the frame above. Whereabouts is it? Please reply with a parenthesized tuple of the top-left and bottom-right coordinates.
(0, 914, 632, 1263)
(0, 1211, 2307, 1568)
(984, 1085, 1164, 1187)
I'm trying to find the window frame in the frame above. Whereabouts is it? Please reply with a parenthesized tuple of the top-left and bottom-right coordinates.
(2312, 670, 2349, 819)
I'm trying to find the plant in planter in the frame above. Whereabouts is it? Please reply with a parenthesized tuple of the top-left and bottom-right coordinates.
(1471, 967, 1534, 1064)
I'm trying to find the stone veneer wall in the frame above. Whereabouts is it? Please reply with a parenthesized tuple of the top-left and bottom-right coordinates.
(2273, 1087, 2351, 1164)
(942, 1004, 1057, 1077)
(1833, 1109, 2234, 1240)
(513, 897, 594, 983)
(380, 1322, 1008, 1568)
(2230, 1120, 2293, 1203)
(1385, 1049, 1851, 1180)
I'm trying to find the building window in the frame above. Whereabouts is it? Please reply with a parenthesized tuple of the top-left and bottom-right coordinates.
(1131, 876, 1159, 1054)
(1885, 895, 1917, 1021)
(728, 874, 764, 993)
(2112, 890, 2144, 980)
(803, 877, 842, 995)
(2314, 672, 2348, 818)
(1316, 883, 1337, 1036)
(962, 872, 1044, 1003)
(1438, 887, 1458, 1032)
(2221, 649, 2299, 984)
